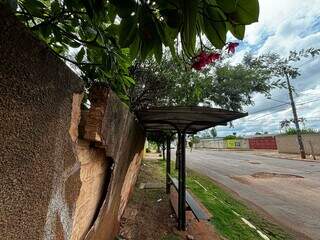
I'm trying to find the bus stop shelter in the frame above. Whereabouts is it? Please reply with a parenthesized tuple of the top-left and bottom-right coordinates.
(136, 106, 247, 230)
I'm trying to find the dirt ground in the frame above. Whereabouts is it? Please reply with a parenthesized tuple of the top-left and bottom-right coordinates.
(119, 156, 220, 240)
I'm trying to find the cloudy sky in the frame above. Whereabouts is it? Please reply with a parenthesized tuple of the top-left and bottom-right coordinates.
(215, 0, 320, 137)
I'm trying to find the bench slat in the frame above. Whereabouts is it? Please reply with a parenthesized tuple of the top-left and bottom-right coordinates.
(168, 174, 210, 221)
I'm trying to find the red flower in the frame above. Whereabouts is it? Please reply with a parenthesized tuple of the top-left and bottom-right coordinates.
(207, 53, 221, 62)
(226, 42, 239, 54)
(198, 51, 208, 60)
(191, 62, 201, 70)
(191, 51, 221, 70)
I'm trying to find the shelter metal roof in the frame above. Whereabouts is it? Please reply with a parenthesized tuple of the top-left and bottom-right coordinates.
(136, 106, 248, 134)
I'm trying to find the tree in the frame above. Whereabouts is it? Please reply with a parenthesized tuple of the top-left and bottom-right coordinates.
(223, 135, 237, 140)
(2, 0, 260, 99)
(129, 54, 281, 111)
(246, 48, 320, 159)
(280, 118, 306, 131)
(210, 128, 217, 138)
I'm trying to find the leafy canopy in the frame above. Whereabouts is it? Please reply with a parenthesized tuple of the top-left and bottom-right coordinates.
(3, 0, 259, 98)
(129, 54, 280, 111)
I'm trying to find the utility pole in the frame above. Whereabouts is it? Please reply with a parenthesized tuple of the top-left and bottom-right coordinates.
(285, 72, 306, 159)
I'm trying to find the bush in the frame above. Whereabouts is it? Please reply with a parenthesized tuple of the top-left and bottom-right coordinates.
(224, 135, 243, 140)
(223, 135, 237, 140)
(284, 127, 319, 135)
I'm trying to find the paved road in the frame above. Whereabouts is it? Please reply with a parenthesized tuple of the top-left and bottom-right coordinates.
(186, 149, 320, 240)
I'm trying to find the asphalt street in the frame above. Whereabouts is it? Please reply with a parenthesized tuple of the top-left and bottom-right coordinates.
(185, 149, 320, 240)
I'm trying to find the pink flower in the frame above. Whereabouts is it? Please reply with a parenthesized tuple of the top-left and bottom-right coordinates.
(226, 42, 239, 54)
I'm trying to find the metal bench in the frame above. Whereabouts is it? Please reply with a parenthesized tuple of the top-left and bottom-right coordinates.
(168, 174, 210, 221)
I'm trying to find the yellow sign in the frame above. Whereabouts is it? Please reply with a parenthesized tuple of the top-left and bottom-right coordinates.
(226, 139, 236, 148)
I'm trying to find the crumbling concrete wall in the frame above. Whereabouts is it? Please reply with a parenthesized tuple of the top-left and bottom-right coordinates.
(80, 86, 145, 240)
(0, 7, 83, 240)
(0, 7, 145, 240)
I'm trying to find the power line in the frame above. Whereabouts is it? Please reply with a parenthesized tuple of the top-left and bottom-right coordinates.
(248, 97, 320, 117)
(249, 98, 320, 121)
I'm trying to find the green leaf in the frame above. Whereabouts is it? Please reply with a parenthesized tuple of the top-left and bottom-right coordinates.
(123, 75, 135, 85)
(181, 0, 199, 56)
(109, 0, 136, 18)
(129, 36, 140, 60)
(52, 26, 62, 42)
(51, 1, 60, 15)
(140, 38, 154, 60)
(81, 0, 95, 19)
(38, 23, 52, 39)
(119, 16, 138, 48)
(216, 0, 237, 13)
(202, 4, 227, 49)
(2, 0, 17, 11)
(160, 9, 182, 29)
(227, 23, 245, 40)
(230, 0, 259, 24)
(22, 0, 47, 17)
(108, 4, 117, 23)
(75, 47, 85, 63)
(155, 20, 170, 46)
(67, 39, 81, 48)
(154, 42, 163, 63)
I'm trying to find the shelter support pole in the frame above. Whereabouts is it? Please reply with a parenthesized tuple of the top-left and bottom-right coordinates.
(178, 131, 186, 230)
(166, 136, 171, 194)
(162, 142, 166, 161)
(176, 137, 180, 170)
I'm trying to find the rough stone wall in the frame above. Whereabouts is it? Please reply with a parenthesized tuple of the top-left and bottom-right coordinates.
(0, 7, 83, 240)
(276, 134, 320, 154)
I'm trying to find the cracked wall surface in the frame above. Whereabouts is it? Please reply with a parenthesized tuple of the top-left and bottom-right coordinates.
(0, 8, 145, 240)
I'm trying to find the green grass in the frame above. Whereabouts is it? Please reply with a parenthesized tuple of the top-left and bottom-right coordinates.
(157, 160, 293, 240)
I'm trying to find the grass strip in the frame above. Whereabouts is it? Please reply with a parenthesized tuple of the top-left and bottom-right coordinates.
(157, 159, 293, 240)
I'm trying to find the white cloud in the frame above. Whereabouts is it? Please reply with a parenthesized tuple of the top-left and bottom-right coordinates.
(215, 0, 320, 137)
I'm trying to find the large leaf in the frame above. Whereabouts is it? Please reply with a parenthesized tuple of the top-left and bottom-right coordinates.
(230, 0, 259, 24)
(216, 0, 237, 13)
(21, 0, 47, 17)
(202, 4, 227, 49)
(81, 0, 95, 19)
(227, 23, 245, 40)
(160, 9, 182, 29)
(154, 41, 163, 63)
(75, 47, 85, 63)
(109, 0, 136, 18)
(119, 16, 138, 48)
(181, 0, 199, 56)
(129, 35, 140, 60)
(2, 0, 17, 11)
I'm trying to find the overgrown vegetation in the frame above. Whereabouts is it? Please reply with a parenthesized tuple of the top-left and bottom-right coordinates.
(223, 135, 243, 140)
(129, 55, 281, 111)
(157, 160, 293, 240)
(283, 128, 319, 135)
(3, 0, 260, 99)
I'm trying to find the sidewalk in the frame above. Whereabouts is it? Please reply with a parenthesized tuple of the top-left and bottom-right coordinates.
(249, 149, 320, 162)
(196, 148, 320, 162)
(119, 155, 220, 240)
